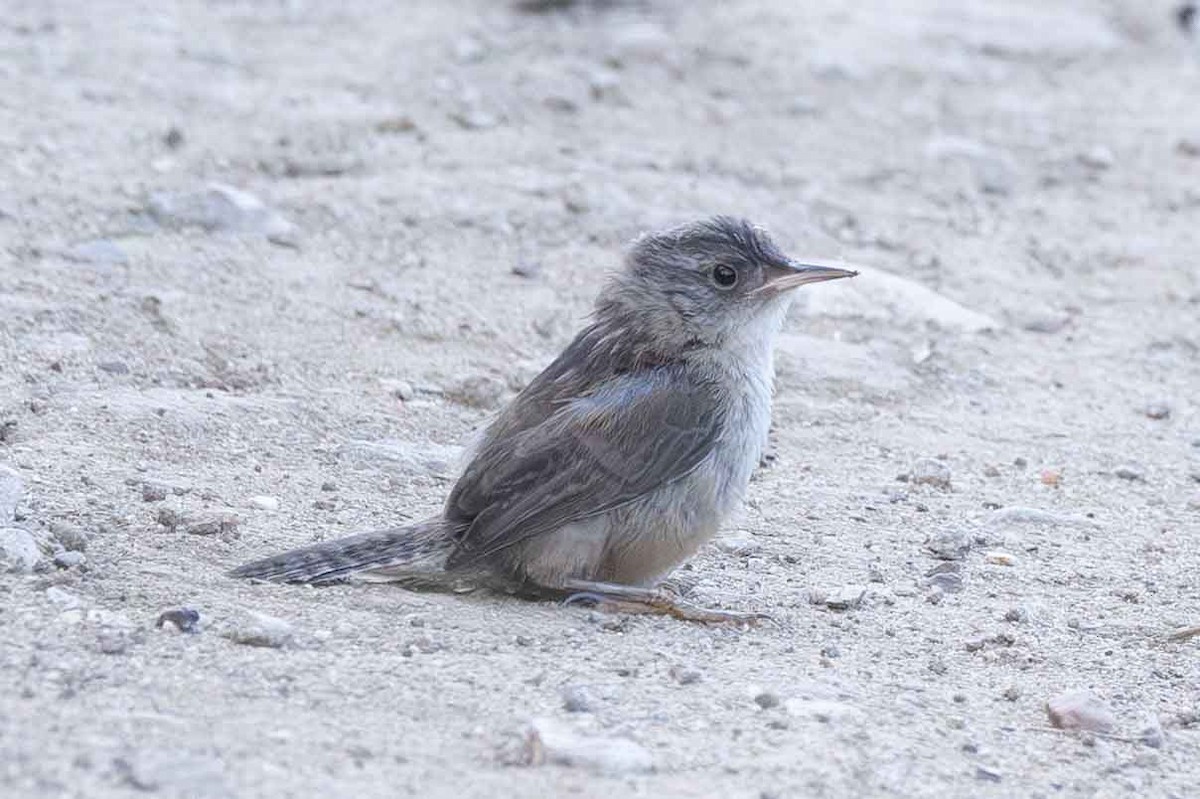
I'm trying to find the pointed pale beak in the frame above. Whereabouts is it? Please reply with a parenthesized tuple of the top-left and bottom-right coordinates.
(761, 259, 859, 294)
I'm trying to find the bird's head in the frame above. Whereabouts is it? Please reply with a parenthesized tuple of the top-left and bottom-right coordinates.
(596, 216, 856, 354)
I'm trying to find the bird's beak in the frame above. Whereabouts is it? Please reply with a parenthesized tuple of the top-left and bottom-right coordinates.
(761, 259, 859, 294)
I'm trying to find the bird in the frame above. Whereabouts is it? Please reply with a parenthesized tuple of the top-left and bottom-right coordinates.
(231, 217, 857, 622)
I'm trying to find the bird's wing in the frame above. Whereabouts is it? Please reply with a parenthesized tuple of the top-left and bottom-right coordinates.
(444, 366, 722, 569)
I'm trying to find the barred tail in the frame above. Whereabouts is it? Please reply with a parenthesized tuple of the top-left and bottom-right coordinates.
(229, 517, 455, 584)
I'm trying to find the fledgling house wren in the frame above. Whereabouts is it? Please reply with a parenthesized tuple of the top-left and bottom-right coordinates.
(233, 217, 856, 621)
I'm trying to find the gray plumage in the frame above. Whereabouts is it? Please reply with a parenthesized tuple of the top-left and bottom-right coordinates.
(231, 217, 856, 601)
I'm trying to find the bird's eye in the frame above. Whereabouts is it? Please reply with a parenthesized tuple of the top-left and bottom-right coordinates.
(711, 264, 738, 289)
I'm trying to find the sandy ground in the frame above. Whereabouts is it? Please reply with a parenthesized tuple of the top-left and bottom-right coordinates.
(2, 1, 1199, 796)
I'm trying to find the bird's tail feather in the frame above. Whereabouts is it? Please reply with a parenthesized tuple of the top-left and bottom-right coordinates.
(229, 517, 455, 584)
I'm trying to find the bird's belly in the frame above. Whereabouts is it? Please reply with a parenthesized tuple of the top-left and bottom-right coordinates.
(598, 394, 771, 585)
(511, 384, 773, 588)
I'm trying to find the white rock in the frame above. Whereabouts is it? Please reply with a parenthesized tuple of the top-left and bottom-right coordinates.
(988, 506, 1097, 528)
(63, 239, 130, 265)
(0, 464, 23, 523)
(825, 585, 867, 610)
(524, 718, 653, 775)
(0, 527, 41, 572)
(336, 438, 463, 478)
(713, 533, 762, 556)
(148, 183, 296, 242)
(1046, 690, 1116, 733)
(800, 264, 999, 333)
(221, 610, 295, 649)
(784, 698, 862, 723)
(249, 495, 280, 512)
(46, 586, 83, 608)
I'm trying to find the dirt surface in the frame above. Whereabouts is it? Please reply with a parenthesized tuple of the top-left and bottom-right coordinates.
(2, 1, 1199, 797)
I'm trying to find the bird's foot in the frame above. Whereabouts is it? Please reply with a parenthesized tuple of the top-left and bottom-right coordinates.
(560, 579, 769, 626)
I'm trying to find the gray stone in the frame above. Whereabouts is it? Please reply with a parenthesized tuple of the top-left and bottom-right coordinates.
(561, 685, 594, 713)
(670, 666, 703, 685)
(825, 585, 867, 610)
(142, 482, 169, 502)
(0, 464, 23, 523)
(54, 551, 85, 569)
(221, 610, 295, 648)
(1114, 465, 1145, 482)
(754, 691, 781, 710)
(1046, 690, 1116, 733)
(925, 572, 964, 593)
(524, 718, 653, 775)
(924, 529, 970, 560)
(51, 521, 89, 552)
(0, 527, 41, 572)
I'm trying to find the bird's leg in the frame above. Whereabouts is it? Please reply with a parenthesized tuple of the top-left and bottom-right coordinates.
(552, 578, 770, 625)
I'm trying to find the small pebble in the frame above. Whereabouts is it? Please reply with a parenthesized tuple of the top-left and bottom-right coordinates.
(824, 585, 866, 610)
(561, 685, 594, 713)
(1142, 402, 1170, 420)
(50, 521, 88, 552)
(249, 495, 280, 512)
(97, 360, 131, 375)
(53, 551, 85, 569)
(908, 458, 952, 489)
(754, 691, 781, 710)
(512, 259, 543, 279)
(975, 766, 1002, 783)
(142, 482, 169, 502)
(1078, 145, 1114, 170)
(221, 610, 294, 648)
(380, 379, 415, 401)
(523, 718, 652, 775)
(984, 551, 1017, 566)
(63, 239, 129, 266)
(1046, 690, 1116, 733)
(156, 608, 201, 633)
(670, 666, 703, 685)
(1114, 466, 1144, 482)
(147, 183, 297, 245)
(924, 529, 970, 560)
(925, 572, 964, 593)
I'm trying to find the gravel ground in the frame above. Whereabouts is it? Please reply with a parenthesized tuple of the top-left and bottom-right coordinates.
(2, 1, 1199, 797)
